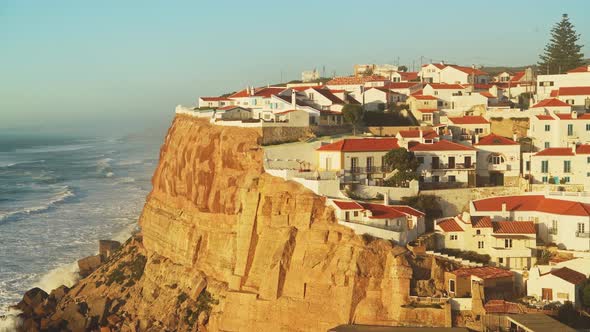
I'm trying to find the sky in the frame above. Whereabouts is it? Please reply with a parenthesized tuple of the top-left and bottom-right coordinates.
(1, 0, 589, 135)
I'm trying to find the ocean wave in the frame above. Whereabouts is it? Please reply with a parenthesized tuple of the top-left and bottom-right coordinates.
(0, 308, 22, 332)
(96, 158, 114, 177)
(32, 262, 79, 293)
(114, 177, 135, 184)
(14, 143, 94, 154)
(0, 186, 75, 223)
(0, 159, 45, 169)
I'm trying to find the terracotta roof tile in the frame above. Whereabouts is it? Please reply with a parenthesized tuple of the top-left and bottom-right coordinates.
(410, 140, 475, 152)
(577, 144, 590, 154)
(200, 96, 231, 101)
(384, 82, 421, 89)
(416, 108, 438, 113)
(492, 221, 536, 234)
(448, 116, 490, 125)
(554, 86, 590, 96)
(532, 98, 571, 108)
(317, 138, 400, 152)
(473, 195, 590, 217)
(472, 216, 493, 228)
(427, 83, 466, 90)
(534, 147, 574, 156)
(474, 134, 518, 146)
(535, 115, 555, 120)
(555, 113, 590, 120)
(326, 75, 388, 85)
(567, 65, 590, 73)
(332, 200, 364, 210)
(451, 266, 513, 280)
(550, 267, 587, 284)
(437, 218, 464, 232)
(485, 300, 525, 314)
(397, 129, 439, 139)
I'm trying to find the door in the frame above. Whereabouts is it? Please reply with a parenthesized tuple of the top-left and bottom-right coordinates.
(350, 157, 358, 173)
(542, 288, 553, 301)
(448, 156, 455, 169)
(325, 157, 332, 171)
(366, 157, 373, 173)
(490, 173, 504, 186)
(464, 156, 471, 168)
(345, 211, 350, 222)
(432, 157, 440, 169)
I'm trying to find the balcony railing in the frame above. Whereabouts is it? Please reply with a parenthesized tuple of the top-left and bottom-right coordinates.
(348, 166, 393, 174)
(576, 232, 590, 238)
(548, 228, 558, 235)
(339, 219, 404, 233)
(488, 163, 508, 171)
(431, 162, 476, 170)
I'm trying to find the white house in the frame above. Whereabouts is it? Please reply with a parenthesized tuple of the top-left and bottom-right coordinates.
(274, 109, 310, 127)
(447, 116, 491, 143)
(422, 83, 467, 103)
(528, 111, 590, 150)
(440, 65, 490, 84)
(418, 63, 447, 83)
(316, 138, 400, 186)
(395, 129, 439, 147)
(494, 72, 512, 83)
(262, 92, 321, 125)
(413, 108, 440, 126)
(385, 82, 423, 96)
(301, 87, 346, 112)
(198, 96, 233, 109)
(529, 145, 590, 189)
(390, 71, 419, 82)
(213, 106, 252, 121)
(326, 75, 389, 98)
(229, 86, 286, 110)
(537, 65, 590, 100)
(407, 94, 440, 112)
(435, 212, 536, 269)
(550, 86, 590, 109)
(362, 87, 407, 111)
(529, 98, 572, 114)
(409, 140, 477, 188)
(470, 195, 590, 251)
(527, 266, 587, 307)
(330, 199, 425, 245)
(474, 134, 521, 187)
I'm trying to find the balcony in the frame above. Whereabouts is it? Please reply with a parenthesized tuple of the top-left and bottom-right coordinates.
(548, 228, 558, 235)
(489, 247, 533, 258)
(488, 163, 508, 171)
(348, 166, 393, 174)
(576, 232, 590, 238)
(431, 162, 476, 170)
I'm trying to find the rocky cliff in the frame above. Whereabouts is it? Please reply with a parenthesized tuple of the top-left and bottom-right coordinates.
(15, 115, 450, 332)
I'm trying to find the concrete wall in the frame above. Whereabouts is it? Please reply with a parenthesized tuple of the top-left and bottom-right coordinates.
(353, 183, 419, 202)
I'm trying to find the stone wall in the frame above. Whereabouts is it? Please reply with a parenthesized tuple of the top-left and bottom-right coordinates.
(421, 186, 522, 216)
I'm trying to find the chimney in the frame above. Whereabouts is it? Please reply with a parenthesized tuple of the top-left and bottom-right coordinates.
(251, 86, 255, 96)
(501, 203, 507, 213)
(475, 134, 480, 144)
(246, 86, 250, 95)
(419, 130, 423, 140)
(383, 192, 390, 206)
(513, 133, 518, 142)
(291, 89, 297, 109)
(572, 111, 578, 119)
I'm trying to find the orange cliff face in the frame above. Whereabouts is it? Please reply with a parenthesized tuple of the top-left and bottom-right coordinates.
(17, 115, 451, 331)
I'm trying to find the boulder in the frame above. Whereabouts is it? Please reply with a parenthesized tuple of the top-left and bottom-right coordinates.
(99, 240, 122, 261)
(78, 254, 102, 277)
(49, 285, 69, 302)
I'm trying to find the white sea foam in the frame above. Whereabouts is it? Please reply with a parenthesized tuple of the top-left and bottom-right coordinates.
(14, 143, 93, 154)
(115, 177, 136, 184)
(0, 308, 22, 332)
(105, 172, 114, 178)
(32, 262, 80, 293)
(0, 186, 75, 223)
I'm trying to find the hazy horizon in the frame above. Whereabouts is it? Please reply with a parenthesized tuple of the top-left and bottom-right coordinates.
(2, 0, 589, 134)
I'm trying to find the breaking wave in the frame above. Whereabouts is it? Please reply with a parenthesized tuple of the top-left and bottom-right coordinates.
(0, 186, 75, 223)
(32, 262, 80, 293)
(0, 308, 22, 332)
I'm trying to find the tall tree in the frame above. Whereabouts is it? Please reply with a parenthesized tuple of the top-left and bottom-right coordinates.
(382, 148, 419, 187)
(538, 14, 584, 74)
(342, 104, 364, 135)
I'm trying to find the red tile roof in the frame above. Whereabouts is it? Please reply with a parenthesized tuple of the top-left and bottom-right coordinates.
(474, 134, 518, 146)
(312, 88, 345, 104)
(326, 75, 388, 85)
(410, 140, 475, 152)
(200, 96, 230, 101)
(550, 267, 587, 285)
(317, 138, 400, 152)
(416, 108, 438, 113)
(567, 65, 590, 73)
(451, 266, 513, 280)
(535, 115, 554, 120)
(447, 65, 488, 76)
(532, 98, 571, 108)
(398, 71, 419, 81)
(427, 83, 465, 90)
(229, 88, 250, 98)
(472, 195, 590, 217)
(389, 205, 425, 217)
(534, 147, 574, 156)
(577, 144, 590, 154)
(397, 129, 439, 140)
(332, 200, 364, 210)
(437, 218, 464, 232)
(254, 87, 285, 98)
(480, 91, 495, 98)
(550, 89, 559, 97)
(385, 82, 421, 89)
(411, 94, 438, 100)
(448, 116, 490, 125)
(275, 109, 299, 115)
(553, 86, 590, 96)
(509, 71, 526, 82)
(492, 221, 536, 234)
(217, 105, 248, 111)
(472, 216, 493, 228)
(555, 113, 590, 120)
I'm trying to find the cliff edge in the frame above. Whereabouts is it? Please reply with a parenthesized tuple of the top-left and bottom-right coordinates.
(15, 115, 447, 332)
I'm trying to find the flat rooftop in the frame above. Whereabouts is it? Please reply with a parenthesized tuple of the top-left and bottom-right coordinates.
(506, 314, 576, 332)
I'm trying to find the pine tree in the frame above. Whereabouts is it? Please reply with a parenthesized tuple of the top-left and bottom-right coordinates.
(538, 14, 584, 74)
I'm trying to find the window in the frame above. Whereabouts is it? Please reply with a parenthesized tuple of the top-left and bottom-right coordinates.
(526, 161, 530, 171)
(499, 258, 504, 264)
(433, 175, 440, 183)
(353, 211, 359, 217)
(478, 241, 484, 249)
(448, 175, 456, 182)
(366, 157, 373, 170)
(422, 114, 432, 122)
(449, 279, 456, 293)
(450, 234, 458, 240)
(551, 220, 558, 234)
(586, 124, 590, 131)
(476, 230, 481, 235)
(566, 99, 575, 105)
(350, 157, 358, 172)
(568, 124, 574, 136)
(434, 91, 439, 95)
(504, 239, 513, 248)
(578, 223, 586, 234)
(475, 128, 484, 134)
(544, 124, 551, 131)
(544, 142, 550, 149)
(542, 176, 548, 183)
(563, 176, 570, 183)
(587, 156, 590, 164)
(541, 160, 549, 173)
(564, 160, 571, 173)
(490, 154, 504, 165)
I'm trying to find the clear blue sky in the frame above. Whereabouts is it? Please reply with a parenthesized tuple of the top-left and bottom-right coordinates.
(1, 0, 589, 135)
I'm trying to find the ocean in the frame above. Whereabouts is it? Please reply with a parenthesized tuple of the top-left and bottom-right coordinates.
(0, 129, 164, 317)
